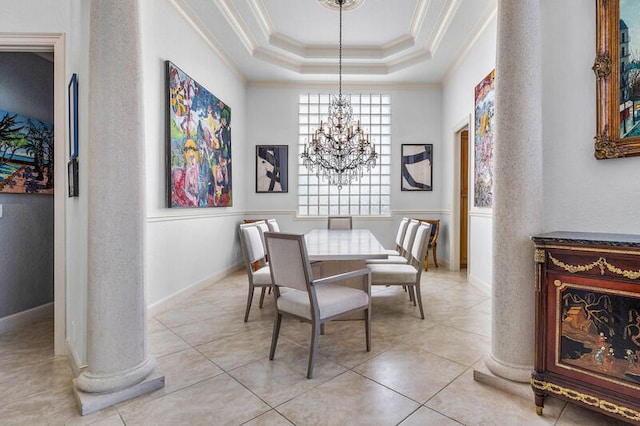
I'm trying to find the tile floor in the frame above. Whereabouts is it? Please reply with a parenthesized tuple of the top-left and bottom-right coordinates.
(0, 268, 631, 425)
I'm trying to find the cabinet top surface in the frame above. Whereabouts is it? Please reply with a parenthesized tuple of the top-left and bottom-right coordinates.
(531, 231, 640, 247)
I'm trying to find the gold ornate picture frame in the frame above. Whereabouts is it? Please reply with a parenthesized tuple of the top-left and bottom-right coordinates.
(594, 0, 640, 159)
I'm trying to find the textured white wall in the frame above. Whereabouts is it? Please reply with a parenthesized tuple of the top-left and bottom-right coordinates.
(441, 13, 497, 287)
(245, 85, 443, 250)
(140, 0, 248, 306)
(541, 1, 640, 233)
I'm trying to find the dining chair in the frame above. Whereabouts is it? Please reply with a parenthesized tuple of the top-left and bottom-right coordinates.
(423, 219, 440, 271)
(238, 222, 273, 322)
(327, 216, 352, 230)
(367, 222, 431, 319)
(384, 217, 410, 255)
(366, 219, 420, 265)
(264, 231, 371, 379)
(266, 218, 280, 232)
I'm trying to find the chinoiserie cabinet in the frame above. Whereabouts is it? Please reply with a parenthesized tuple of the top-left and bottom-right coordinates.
(531, 232, 640, 423)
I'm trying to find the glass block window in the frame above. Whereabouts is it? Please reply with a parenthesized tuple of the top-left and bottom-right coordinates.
(298, 94, 391, 216)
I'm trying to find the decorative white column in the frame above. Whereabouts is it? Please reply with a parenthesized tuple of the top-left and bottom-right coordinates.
(480, 0, 543, 383)
(73, 0, 164, 415)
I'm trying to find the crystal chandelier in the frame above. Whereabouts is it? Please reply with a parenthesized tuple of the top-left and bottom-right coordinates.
(301, 0, 377, 190)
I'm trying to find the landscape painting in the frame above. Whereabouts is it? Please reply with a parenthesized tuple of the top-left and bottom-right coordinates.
(0, 109, 54, 195)
(474, 70, 494, 208)
(166, 61, 232, 207)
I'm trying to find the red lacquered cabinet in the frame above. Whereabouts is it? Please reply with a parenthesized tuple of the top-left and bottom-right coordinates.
(532, 232, 640, 423)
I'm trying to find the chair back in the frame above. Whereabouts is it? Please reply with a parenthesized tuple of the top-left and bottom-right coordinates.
(410, 223, 431, 271)
(264, 232, 312, 292)
(420, 219, 440, 248)
(394, 217, 410, 250)
(266, 218, 280, 232)
(328, 216, 352, 230)
(239, 222, 267, 272)
(400, 219, 420, 257)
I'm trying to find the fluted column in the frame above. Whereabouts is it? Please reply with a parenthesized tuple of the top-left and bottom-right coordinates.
(484, 0, 543, 382)
(73, 0, 164, 415)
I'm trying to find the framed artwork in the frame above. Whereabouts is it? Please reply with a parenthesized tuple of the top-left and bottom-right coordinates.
(68, 73, 78, 159)
(474, 69, 495, 208)
(256, 145, 288, 193)
(68, 158, 78, 197)
(401, 144, 432, 191)
(166, 61, 232, 207)
(594, 0, 640, 159)
(0, 109, 54, 194)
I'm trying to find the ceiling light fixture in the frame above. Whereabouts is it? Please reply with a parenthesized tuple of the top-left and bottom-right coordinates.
(301, 0, 376, 190)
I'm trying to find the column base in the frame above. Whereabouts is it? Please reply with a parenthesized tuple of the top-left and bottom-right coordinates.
(473, 358, 532, 401)
(73, 370, 165, 416)
(481, 353, 532, 383)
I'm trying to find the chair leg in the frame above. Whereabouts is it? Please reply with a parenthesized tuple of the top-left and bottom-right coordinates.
(244, 285, 255, 322)
(432, 247, 439, 268)
(424, 253, 429, 271)
(408, 286, 416, 306)
(320, 323, 325, 335)
(415, 283, 425, 319)
(269, 313, 282, 360)
(259, 287, 267, 308)
(365, 308, 371, 352)
(308, 321, 321, 379)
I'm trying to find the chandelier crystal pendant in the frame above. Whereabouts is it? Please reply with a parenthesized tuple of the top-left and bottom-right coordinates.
(301, 0, 377, 190)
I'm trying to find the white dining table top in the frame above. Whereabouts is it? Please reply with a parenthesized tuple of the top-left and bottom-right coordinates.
(304, 229, 388, 261)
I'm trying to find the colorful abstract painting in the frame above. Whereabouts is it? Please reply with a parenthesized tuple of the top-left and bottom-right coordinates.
(401, 144, 432, 191)
(0, 109, 54, 195)
(474, 70, 495, 208)
(256, 145, 288, 193)
(166, 61, 232, 207)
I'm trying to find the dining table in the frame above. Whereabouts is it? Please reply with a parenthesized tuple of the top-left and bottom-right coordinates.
(304, 228, 388, 262)
(303, 229, 387, 314)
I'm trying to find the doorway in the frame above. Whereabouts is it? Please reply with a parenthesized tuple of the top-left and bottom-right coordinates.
(0, 34, 67, 355)
(459, 129, 469, 268)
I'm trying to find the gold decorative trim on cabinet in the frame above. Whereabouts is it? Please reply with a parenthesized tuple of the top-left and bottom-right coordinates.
(534, 249, 545, 263)
(531, 379, 640, 422)
(548, 254, 640, 279)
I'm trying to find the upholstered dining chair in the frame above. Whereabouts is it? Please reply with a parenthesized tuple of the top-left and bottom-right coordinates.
(384, 217, 410, 256)
(327, 216, 352, 230)
(423, 219, 440, 271)
(367, 222, 431, 319)
(264, 231, 371, 379)
(366, 219, 420, 266)
(266, 218, 280, 232)
(238, 222, 273, 322)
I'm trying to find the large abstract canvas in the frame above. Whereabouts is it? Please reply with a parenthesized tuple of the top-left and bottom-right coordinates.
(474, 70, 495, 208)
(166, 61, 232, 207)
(0, 109, 54, 195)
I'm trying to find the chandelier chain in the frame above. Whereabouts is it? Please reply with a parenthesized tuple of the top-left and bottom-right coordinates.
(300, 0, 377, 190)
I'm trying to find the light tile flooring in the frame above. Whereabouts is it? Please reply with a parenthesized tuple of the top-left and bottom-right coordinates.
(0, 268, 631, 425)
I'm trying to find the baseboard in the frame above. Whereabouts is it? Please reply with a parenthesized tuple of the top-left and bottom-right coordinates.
(147, 262, 243, 317)
(468, 272, 491, 295)
(66, 339, 86, 377)
(0, 302, 53, 334)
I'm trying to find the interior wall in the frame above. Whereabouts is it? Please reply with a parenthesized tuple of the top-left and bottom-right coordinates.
(541, 1, 640, 233)
(0, 53, 54, 319)
(140, 0, 249, 308)
(441, 13, 497, 288)
(245, 84, 444, 251)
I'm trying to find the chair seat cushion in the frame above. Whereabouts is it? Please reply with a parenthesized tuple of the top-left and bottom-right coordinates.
(277, 284, 369, 320)
(368, 264, 417, 285)
(252, 265, 272, 285)
(366, 255, 408, 265)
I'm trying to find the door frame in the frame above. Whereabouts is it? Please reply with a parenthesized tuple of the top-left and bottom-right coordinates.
(449, 116, 471, 272)
(0, 33, 67, 355)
